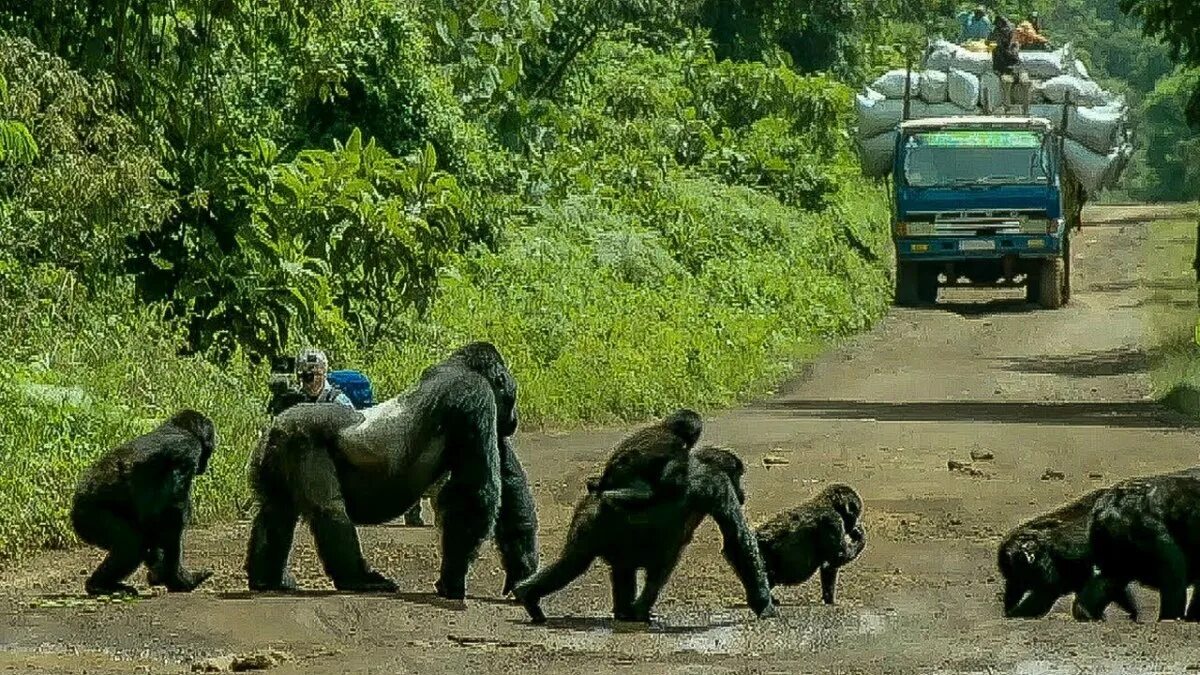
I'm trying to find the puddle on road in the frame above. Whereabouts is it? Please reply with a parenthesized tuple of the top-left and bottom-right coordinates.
(935, 659, 1185, 675)
(538, 608, 897, 657)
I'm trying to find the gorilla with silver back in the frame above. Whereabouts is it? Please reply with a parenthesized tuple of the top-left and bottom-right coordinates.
(244, 342, 538, 598)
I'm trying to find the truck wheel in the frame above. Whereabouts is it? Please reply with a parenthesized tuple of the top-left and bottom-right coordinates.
(895, 260, 921, 306)
(917, 266, 939, 304)
(1037, 256, 1065, 309)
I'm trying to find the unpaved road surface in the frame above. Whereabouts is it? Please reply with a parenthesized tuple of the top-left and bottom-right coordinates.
(4, 205, 1200, 674)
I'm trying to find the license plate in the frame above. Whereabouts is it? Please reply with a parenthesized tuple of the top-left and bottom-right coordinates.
(959, 240, 996, 251)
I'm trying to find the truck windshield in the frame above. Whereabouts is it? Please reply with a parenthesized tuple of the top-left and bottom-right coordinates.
(902, 130, 1051, 188)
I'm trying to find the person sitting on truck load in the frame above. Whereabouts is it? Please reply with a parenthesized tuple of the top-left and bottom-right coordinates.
(991, 16, 1031, 114)
(957, 6, 993, 43)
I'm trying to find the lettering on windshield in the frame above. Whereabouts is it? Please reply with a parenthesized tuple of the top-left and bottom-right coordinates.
(902, 130, 1052, 188)
(915, 131, 1044, 148)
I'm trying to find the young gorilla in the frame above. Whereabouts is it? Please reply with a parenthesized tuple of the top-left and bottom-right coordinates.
(997, 488, 1138, 621)
(514, 446, 775, 624)
(1075, 468, 1200, 622)
(584, 408, 703, 503)
(71, 410, 217, 596)
(245, 342, 539, 600)
(755, 484, 866, 605)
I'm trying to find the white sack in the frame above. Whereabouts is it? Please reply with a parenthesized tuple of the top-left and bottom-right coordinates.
(858, 131, 897, 179)
(920, 70, 949, 103)
(1072, 59, 1090, 80)
(979, 72, 1002, 113)
(1063, 138, 1122, 193)
(856, 93, 904, 138)
(1067, 105, 1126, 155)
(947, 69, 981, 109)
(873, 69, 922, 99)
(1018, 47, 1070, 80)
(924, 39, 959, 71)
(950, 48, 992, 75)
(1041, 75, 1107, 106)
(1029, 104, 1066, 129)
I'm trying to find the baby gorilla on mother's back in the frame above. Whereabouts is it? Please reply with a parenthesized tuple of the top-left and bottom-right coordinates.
(71, 409, 217, 596)
(514, 446, 775, 623)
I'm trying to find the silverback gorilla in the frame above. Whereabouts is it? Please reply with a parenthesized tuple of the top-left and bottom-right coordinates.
(997, 488, 1137, 621)
(1076, 468, 1200, 621)
(755, 483, 866, 605)
(513, 446, 775, 623)
(71, 410, 217, 596)
(244, 342, 539, 599)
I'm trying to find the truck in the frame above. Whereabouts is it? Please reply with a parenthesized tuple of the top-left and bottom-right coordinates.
(889, 115, 1082, 309)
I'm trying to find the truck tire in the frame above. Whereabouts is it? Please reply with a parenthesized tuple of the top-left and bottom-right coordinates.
(895, 260, 921, 306)
(1037, 256, 1065, 309)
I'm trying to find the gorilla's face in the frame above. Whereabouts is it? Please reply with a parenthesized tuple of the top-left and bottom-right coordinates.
(497, 374, 518, 438)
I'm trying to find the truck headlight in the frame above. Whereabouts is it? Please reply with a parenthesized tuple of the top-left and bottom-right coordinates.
(893, 221, 907, 236)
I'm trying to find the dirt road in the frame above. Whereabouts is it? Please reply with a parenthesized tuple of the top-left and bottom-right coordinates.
(4, 205, 1200, 674)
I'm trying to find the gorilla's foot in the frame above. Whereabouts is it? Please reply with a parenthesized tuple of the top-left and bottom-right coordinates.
(85, 581, 138, 597)
(434, 577, 466, 601)
(248, 570, 299, 593)
(335, 570, 398, 593)
(149, 568, 213, 592)
(511, 581, 546, 624)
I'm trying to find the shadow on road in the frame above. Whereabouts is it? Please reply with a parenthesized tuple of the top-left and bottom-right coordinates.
(996, 346, 1156, 378)
(510, 615, 740, 635)
(935, 299, 1036, 318)
(750, 399, 1190, 429)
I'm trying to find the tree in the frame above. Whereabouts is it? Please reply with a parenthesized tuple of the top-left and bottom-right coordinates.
(1121, 0, 1200, 122)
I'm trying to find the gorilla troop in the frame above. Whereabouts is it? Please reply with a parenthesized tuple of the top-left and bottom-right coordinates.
(71, 410, 217, 596)
(514, 446, 776, 623)
(585, 409, 703, 505)
(1076, 468, 1200, 622)
(244, 342, 539, 600)
(997, 489, 1137, 621)
(755, 483, 866, 605)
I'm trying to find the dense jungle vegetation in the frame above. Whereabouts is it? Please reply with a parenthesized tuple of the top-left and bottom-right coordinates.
(0, 0, 1193, 557)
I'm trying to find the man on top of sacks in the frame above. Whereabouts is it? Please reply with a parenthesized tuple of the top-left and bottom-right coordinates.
(957, 5, 993, 44)
(991, 16, 1031, 115)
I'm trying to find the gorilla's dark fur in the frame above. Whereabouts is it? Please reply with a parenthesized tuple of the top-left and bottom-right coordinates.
(997, 489, 1137, 620)
(244, 342, 539, 599)
(755, 483, 866, 605)
(1076, 468, 1200, 621)
(71, 409, 217, 596)
(585, 408, 703, 504)
(513, 446, 775, 624)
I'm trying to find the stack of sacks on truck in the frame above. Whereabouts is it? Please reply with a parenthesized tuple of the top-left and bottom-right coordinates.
(855, 39, 1132, 193)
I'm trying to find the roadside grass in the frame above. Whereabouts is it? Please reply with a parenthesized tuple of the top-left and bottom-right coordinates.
(1141, 205, 1200, 414)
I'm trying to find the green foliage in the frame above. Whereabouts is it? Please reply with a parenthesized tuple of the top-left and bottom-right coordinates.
(1120, 0, 1200, 123)
(1128, 68, 1200, 201)
(0, 36, 170, 280)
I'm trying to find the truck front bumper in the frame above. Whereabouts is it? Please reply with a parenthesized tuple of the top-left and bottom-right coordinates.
(895, 234, 1061, 261)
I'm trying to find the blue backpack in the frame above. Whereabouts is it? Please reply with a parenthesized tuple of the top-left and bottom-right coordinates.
(327, 370, 374, 409)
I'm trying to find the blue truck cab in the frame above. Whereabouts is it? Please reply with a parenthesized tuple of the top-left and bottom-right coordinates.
(891, 116, 1074, 308)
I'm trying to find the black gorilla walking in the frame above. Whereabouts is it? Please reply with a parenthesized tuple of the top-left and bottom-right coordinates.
(244, 341, 539, 599)
(514, 446, 775, 623)
(71, 409, 217, 596)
